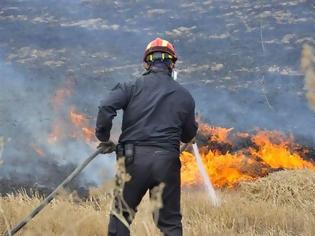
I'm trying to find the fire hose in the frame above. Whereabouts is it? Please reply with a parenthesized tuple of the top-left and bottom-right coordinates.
(4, 145, 114, 236)
(4, 141, 218, 235)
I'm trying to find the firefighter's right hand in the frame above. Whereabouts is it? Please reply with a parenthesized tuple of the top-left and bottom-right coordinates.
(97, 141, 116, 154)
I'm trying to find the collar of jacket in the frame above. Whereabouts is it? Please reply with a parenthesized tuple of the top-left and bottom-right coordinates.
(143, 62, 172, 77)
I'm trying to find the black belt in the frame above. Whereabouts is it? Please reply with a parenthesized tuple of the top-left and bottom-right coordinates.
(116, 143, 135, 166)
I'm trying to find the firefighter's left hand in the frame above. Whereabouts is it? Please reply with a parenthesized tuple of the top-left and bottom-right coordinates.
(97, 141, 116, 154)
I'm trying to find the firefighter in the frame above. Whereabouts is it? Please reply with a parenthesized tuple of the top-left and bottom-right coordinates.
(95, 37, 198, 236)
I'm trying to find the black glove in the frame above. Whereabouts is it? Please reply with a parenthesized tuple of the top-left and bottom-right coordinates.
(97, 141, 116, 154)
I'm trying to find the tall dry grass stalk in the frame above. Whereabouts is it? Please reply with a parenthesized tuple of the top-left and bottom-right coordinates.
(110, 158, 134, 229)
(301, 44, 315, 112)
(0, 137, 4, 164)
(1, 169, 315, 236)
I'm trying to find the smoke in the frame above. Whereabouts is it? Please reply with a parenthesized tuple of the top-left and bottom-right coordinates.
(301, 44, 315, 112)
(0, 58, 116, 192)
(0, 0, 315, 194)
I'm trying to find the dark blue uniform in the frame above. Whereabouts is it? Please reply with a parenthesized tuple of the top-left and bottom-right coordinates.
(96, 62, 198, 236)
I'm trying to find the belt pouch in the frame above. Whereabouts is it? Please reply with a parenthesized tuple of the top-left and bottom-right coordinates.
(124, 143, 134, 166)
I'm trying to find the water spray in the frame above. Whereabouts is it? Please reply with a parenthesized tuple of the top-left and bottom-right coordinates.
(191, 141, 220, 207)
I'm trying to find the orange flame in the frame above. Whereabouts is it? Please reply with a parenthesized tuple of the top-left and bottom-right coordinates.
(181, 150, 256, 188)
(82, 127, 95, 142)
(199, 123, 233, 143)
(47, 109, 96, 145)
(251, 131, 315, 170)
(51, 79, 74, 110)
(69, 107, 96, 143)
(48, 121, 63, 143)
(46, 82, 315, 188)
(30, 144, 45, 157)
(69, 108, 89, 126)
(48, 79, 97, 146)
(180, 126, 315, 188)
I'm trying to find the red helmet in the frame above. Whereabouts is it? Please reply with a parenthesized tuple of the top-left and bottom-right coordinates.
(143, 38, 177, 63)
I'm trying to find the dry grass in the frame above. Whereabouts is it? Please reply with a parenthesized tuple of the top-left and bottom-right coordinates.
(301, 44, 315, 112)
(0, 137, 4, 165)
(1, 170, 315, 236)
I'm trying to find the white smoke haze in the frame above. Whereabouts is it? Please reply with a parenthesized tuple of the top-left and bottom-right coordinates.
(0, 59, 116, 191)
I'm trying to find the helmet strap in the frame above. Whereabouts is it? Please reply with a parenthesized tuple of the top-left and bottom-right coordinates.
(145, 59, 174, 71)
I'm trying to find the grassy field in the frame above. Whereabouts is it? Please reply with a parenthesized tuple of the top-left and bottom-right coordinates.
(1, 169, 315, 236)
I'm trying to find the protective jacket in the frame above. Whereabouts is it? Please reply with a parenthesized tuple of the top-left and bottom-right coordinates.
(96, 62, 198, 151)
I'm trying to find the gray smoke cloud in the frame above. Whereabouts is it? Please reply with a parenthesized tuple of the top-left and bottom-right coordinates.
(0, 0, 315, 193)
(0, 57, 116, 189)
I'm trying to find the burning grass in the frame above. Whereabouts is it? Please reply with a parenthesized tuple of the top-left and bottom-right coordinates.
(1, 170, 315, 236)
(181, 125, 315, 188)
